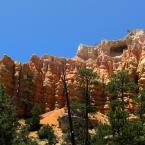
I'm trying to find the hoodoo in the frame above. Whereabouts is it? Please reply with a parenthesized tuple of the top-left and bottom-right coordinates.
(0, 29, 145, 116)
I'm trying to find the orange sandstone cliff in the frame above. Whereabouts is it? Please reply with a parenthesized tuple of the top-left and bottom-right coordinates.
(0, 29, 145, 116)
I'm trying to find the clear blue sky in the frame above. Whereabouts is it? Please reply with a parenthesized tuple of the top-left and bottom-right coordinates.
(0, 0, 145, 62)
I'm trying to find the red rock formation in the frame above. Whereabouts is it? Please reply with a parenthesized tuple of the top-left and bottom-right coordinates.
(0, 55, 15, 95)
(0, 29, 145, 116)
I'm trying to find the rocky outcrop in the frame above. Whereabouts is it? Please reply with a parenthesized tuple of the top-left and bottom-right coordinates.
(1, 29, 145, 116)
(0, 55, 15, 95)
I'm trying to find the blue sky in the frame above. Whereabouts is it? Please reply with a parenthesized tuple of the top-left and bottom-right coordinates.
(0, 0, 145, 62)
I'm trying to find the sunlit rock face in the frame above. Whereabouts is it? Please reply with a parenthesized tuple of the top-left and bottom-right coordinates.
(0, 29, 145, 116)
(76, 44, 97, 60)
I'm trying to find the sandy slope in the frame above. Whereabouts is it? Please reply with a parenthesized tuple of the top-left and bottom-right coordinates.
(40, 108, 65, 126)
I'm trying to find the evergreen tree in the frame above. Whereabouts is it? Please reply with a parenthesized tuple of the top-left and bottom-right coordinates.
(108, 100, 129, 144)
(91, 123, 112, 145)
(106, 70, 137, 110)
(92, 70, 141, 145)
(77, 67, 98, 145)
(70, 97, 86, 145)
(0, 85, 18, 145)
(62, 97, 86, 145)
(135, 89, 145, 123)
(25, 104, 41, 131)
(106, 71, 139, 144)
(21, 73, 35, 116)
(133, 89, 145, 144)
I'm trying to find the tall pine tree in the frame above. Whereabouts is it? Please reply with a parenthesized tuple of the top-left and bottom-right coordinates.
(92, 70, 141, 145)
(0, 85, 18, 145)
(77, 67, 98, 145)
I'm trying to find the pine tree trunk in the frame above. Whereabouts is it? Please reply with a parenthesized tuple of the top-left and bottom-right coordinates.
(62, 73, 76, 145)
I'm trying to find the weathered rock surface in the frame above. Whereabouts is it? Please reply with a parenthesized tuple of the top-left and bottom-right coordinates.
(1, 29, 145, 116)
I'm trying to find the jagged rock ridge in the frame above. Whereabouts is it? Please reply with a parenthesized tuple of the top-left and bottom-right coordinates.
(1, 29, 145, 116)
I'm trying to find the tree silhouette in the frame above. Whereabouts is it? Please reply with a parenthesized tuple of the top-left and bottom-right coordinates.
(60, 61, 76, 145)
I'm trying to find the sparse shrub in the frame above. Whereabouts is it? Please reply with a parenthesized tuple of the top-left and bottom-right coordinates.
(25, 104, 40, 131)
(14, 139, 38, 145)
(13, 126, 38, 145)
(38, 124, 56, 145)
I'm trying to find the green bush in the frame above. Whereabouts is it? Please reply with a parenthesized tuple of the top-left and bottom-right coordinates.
(25, 104, 40, 131)
(13, 139, 38, 145)
(0, 85, 18, 145)
(38, 125, 56, 145)
(13, 126, 38, 145)
(26, 115, 40, 131)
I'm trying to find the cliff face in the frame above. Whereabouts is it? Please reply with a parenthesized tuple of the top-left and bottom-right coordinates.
(1, 29, 145, 116)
